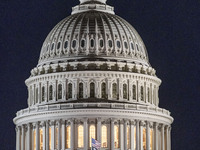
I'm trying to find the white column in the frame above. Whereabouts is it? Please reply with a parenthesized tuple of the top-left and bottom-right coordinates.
(50, 121, 55, 150)
(16, 126, 20, 150)
(46, 121, 49, 150)
(97, 118, 102, 143)
(110, 119, 115, 150)
(169, 127, 171, 150)
(146, 122, 150, 150)
(36, 122, 39, 150)
(124, 120, 128, 150)
(84, 118, 88, 150)
(70, 119, 75, 150)
(136, 120, 140, 150)
(21, 125, 25, 150)
(42, 122, 46, 150)
(161, 125, 165, 150)
(165, 126, 169, 150)
(57, 120, 61, 150)
(61, 120, 66, 150)
(27, 124, 31, 150)
(140, 121, 144, 150)
(120, 120, 124, 150)
(131, 121, 135, 150)
(154, 123, 158, 150)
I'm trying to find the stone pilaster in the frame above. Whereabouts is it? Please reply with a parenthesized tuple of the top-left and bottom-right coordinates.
(45, 121, 49, 150)
(61, 120, 66, 150)
(154, 123, 159, 150)
(97, 118, 102, 143)
(120, 120, 124, 150)
(140, 121, 145, 150)
(131, 121, 136, 150)
(136, 120, 140, 150)
(50, 120, 55, 150)
(146, 121, 150, 150)
(161, 124, 165, 150)
(83, 118, 88, 150)
(124, 120, 128, 150)
(70, 119, 75, 150)
(110, 118, 115, 150)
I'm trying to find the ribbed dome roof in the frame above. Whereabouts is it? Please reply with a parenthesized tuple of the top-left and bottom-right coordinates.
(38, 1, 149, 67)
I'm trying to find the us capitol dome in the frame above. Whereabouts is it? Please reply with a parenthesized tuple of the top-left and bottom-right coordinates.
(14, 0, 173, 150)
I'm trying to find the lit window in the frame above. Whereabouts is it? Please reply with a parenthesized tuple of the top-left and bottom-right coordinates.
(108, 40, 112, 48)
(79, 83, 84, 99)
(49, 128, 51, 150)
(81, 39, 85, 48)
(39, 129, 43, 150)
(123, 84, 128, 99)
(127, 126, 131, 149)
(100, 39, 104, 48)
(101, 126, 107, 148)
(124, 41, 128, 49)
(143, 128, 146, 150)
(72, 40, 77, 48)
(49, 85, 53, 101)
(42, 86, 45, 102)
(58, 84, 62, 100)
(36, 88, 38, 103)
(89, 125, 96, 147)
(78, 125, 84, 148)
(112, 83, 117, 99)
(101, 83, 106, 99)
(150, 129, 153, 150)
(68, 83, 72, 99)
(133, 85, 136, 100)
(114, 125, 119, 148)
(55, 127, 58, 149)
(141, 86, 144, 101)
(117, 40, 121, 48)
(33, 130, 36, 150)
(65, 126, 71, 149)
(51, 43, 55, 51)
(91, 39, 95, 48)
(90, 82, 95, 98)
(57, 42, 61, 49)
(64, 41, 68, 49)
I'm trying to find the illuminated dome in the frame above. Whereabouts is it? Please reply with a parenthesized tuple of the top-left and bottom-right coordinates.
(14, 1, 173, 150)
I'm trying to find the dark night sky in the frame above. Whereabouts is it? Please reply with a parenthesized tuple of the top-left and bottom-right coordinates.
(0, 0, 200, 149)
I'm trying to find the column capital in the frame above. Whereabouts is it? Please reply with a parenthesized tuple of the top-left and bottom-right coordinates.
(97, 117, 102, 122)
(60, 120, 66, 125)
(50, 120, 55, 126)
(131, 120, 136, 125)
(40, 121, 46, 127)
(124, 119, 129, 124)
(140, 121, 145, 127)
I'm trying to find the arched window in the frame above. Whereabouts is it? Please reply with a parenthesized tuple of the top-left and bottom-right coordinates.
(108, 40, 113, 48)
(143, 128, 146, 150)
(39, 129, 43, 150)
(49, 85, 53, 101)
(51, 43, 55, 51)
(101, 125, 107, 148)
(112, 83, 117, 99)
(90, 82, 95, 98)
(81, 39, 85, 48)
(127, 126, 131, 149)
(133, 84, 136, 100)
(124, 41, 128, 49)
(147, 87, 150, 103)
(49, 127, 51, 150)
(123, 84, 128, 99)
(89, 125, 96, 147)
(99, 39, 104, 48)
(36, 87, 38, 103)
(65, 126, 71, 149)
(41, 86, 45, 102)
(33, 130, 36, 150)
(131, 42, 134, 50)
(114, 125, 119, 148)
(78, 125, 84, 148)
(68, 83, 72, 99)
(58, 84, 62, 100)
(64, 41, 68, 49)
(79, 83, 84, 99)
(116, 40, 121, 48)
(101, 83, 106, 99)
(91, 39, 95, 48)
(150, 129, 153, 150)
(57, 42, 61, 49)
(141, 86, 144, 101)
(72, 40, 77, 48)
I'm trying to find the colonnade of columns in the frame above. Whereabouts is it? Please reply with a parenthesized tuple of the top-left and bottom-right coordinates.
(16, 118, 171, 150)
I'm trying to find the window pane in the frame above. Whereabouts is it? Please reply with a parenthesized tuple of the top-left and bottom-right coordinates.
(147, 88, 150, 103)
(100, 39, 104, 48)
(49, 85, 53, 101)
(117, 40, 121, 48)
(124, 41, 128, 49)
(58, 84, 62, 99)
(123, 84, 128, 99)
(143, 128, 146, 150)
(133, 85, 136, 100)
(78, 125, 84, 148)
(72, 40, 76, 48)
(57, 42, 61, 49)
(108, 40, 112, 48)
(68, 83, 72, 99)
(64, 41, 68, 49)
(90, 83, 95, 98)
(127, 126, 131, 149)
(131, 43, 134, 50)
(101, 83, 106, 99)
(150, 129, 153, 150)
(42, 86, 45, 102)
(33, 130, 36, 150)
(141, 86, 144, 101)
(51, 43, 54, 51)
(36, 88, 38, 103)
(66, 126, 71, 149)
(81, 40, 85, 48)
(112, 83, 117, 99)
(114, 125, 119, 148)
(89, 125, 96, 147)
(101, 126, 107, 148)
(91, 39, 95, 48)
(79, 83, 84, 99)
(55, 127, 58, 149)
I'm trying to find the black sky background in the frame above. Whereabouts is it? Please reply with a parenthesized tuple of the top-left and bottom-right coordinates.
(0, 0, 200, 149)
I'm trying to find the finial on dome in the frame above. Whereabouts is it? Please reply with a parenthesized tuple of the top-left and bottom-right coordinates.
(79, 0, 107, 4)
